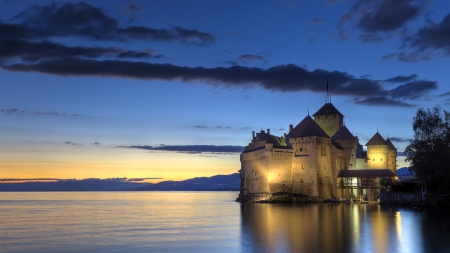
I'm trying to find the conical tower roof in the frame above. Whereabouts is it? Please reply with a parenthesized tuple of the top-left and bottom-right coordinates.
(313, 102, 344, 117)
(386, 138, 397, 151)
(331, 126, 354, 141)
(365, 132, 387, 146)
(288, 115, 329, 138)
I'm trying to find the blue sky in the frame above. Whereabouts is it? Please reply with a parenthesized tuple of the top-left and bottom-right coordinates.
(1, 0, 449, 180)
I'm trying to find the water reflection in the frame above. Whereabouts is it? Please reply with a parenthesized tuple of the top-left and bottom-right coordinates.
(240, 203, 450, 253)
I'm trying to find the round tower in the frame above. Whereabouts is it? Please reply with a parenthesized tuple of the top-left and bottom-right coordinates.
(365, 132, 389, 169)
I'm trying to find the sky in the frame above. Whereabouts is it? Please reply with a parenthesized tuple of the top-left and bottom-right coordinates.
(1, 0, 449, 182)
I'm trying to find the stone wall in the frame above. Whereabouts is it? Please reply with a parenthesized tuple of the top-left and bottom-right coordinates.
(314, 114, 343, 137)
(367, 144, 389, 169)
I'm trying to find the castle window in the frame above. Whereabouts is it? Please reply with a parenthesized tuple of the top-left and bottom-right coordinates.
(302, 164, 305, 169)
(373, 158, 375, 161)
(380, 158, 383, 161)
(300, 148, 303, 151)
(334, 115, 336, 118)
(326, 116, 327, 118)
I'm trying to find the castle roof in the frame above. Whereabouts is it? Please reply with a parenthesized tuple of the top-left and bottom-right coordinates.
(332, 141, 345, 150)
(313, 102, 344, 117)
(266, 135, 288, 148)
(288, 115, 329, 138)
(386, 138, 397, 151)
(331, 126, 354, 141)
(365, 132, 388, 146)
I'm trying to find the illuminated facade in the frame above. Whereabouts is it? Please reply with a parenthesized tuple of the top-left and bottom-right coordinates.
(239, 101, 397, 201)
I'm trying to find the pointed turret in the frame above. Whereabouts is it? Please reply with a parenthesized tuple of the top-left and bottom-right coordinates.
(365, 132, 388, 146)
(366, 132, 389, 170)
(288, 115, 329, 138)
(313, 102, 344, 137)
(331, 126, 354, 141)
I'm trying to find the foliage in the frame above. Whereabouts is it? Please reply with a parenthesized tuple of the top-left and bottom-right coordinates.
(380, 177, 394, 189)
(404, 105, 450, 192)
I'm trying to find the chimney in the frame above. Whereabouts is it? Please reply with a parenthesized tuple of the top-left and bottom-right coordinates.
(252, 131, 255, 140)
(289, 124, 293, 132)
(267, 129, 270, 135)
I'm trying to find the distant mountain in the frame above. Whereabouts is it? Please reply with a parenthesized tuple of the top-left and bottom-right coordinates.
(128, 173, 240, 191)
(0, 178, 148, 191)
(397, 167, 413, 176)
(0, 174, 240, 191)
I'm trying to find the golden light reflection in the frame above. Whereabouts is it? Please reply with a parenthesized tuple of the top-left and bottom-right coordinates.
(396, 211, 402, 240)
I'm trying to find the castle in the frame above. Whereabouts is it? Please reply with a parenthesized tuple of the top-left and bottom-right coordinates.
(238, 98, 397, 202)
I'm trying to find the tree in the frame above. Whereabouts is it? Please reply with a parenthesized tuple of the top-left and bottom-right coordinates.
(404, 105, 450, 192)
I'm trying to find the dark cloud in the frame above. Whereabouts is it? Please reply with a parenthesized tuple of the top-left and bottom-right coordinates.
(125, 1, 143, 13)
(385, 74, 418, 83)
(120, 145, 246, 153)
(327, 0, 345, 5)
(358, 33, 395, 43)
(397, 52, 432, 62)
(64, 141, 81, 146)
(2, 58, 438, 107)
(381, 53, 397, 61)
(389, 81, 437, 99)
(1, 108, 19, 114)
(236, 54, 268, 62)
(389, 137, 409, 142)
(438, 91, 450, 98)
(0, 39, 160, 62)
(4, 2, 214, 45)
(337, 30, 350, 41)
(381, 52, 432, 62)
(409, 13, 450, 53)
(194, 125, 232, 129)
(309, 18, 326, 25)
(353, 97, 414, 107)
(116, 50, 162, 59)
(92, 142, 101, 146)
(0, 108, 82, 116)
(342, 0, 425, 33)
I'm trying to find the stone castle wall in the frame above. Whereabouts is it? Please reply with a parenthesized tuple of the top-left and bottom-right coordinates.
(367, 145, 389, 169)
(388, 149, 397, 175)
(314, 114, 342, 137)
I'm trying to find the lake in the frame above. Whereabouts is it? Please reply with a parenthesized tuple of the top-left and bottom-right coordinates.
(0, 192, 449, 253)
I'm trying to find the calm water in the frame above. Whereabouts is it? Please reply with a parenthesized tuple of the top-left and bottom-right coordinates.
(0, 192, 449, 253)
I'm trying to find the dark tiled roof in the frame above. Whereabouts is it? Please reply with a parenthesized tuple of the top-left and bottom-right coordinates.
(338, 169, 395, 178)
(386, 138, 397, 151)
(332, 141, 344, 150)
(313, 103, 344, 117)
(331, 126, 354, 141)
(266, 135, 289, 148)
(365, 132, 387, 146)
(288, 115, 329, 138)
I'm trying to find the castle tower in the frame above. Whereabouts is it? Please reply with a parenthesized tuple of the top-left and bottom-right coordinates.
(313, 102, 344, 137)
(331, 125, 357, 169)
(365, 132, 389, 170)
(386, 138, 397, 175)
(288, 115, 335, 198)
